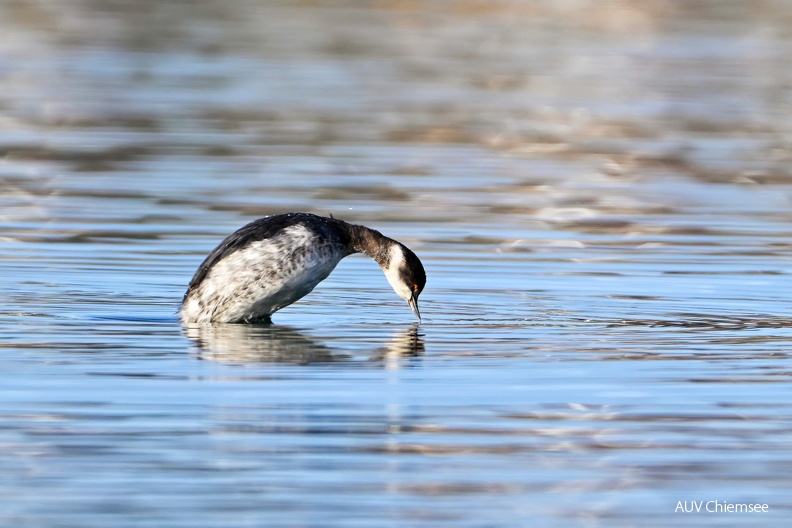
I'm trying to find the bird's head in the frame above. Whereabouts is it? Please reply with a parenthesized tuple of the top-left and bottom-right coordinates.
(382, 242, 426, 321)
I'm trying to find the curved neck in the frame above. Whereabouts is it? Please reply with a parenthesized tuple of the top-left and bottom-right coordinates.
(343, 222, 395, 268)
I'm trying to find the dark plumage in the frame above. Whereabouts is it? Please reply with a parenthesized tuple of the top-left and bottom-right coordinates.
(180, 213, 426, 323)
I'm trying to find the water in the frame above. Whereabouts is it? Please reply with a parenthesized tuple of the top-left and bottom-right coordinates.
(2, 1, 791, 526)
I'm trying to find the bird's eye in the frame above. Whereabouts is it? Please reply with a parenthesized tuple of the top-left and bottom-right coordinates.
(413, 283, 419, 292)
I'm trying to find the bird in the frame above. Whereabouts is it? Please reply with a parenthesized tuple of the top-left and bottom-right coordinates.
(179, 212, 426, 324)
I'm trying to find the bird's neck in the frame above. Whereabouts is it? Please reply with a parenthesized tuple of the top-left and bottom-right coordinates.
(344, 223, 394, 268)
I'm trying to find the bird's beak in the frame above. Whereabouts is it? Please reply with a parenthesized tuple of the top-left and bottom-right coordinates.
(408, 293, 421, 322)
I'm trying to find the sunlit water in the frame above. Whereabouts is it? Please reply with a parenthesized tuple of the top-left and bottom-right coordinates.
(1, 1, 791, 526)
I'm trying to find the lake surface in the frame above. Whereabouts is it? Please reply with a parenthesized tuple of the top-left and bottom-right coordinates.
(1, 1, 791, 526)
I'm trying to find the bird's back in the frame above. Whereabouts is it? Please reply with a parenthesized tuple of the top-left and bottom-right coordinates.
(180, 213, 351, 323)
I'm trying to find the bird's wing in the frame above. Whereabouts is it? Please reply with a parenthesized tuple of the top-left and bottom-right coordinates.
(183, 213, 312, 302)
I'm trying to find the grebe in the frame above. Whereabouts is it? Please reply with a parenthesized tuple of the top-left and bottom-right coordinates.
(179, 212, 426, 324)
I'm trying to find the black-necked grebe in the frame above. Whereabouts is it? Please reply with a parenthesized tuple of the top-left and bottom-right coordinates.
(179, 212, 426, 323)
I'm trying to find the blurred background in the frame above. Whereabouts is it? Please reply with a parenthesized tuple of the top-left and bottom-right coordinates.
(1, 1, 791, 526)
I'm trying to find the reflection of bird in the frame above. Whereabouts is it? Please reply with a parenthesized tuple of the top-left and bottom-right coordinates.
(184, 324, 343, 364)
(369, 324, 425, 363)
(185, 324, 424, 365)
(180, 213, 426, 323)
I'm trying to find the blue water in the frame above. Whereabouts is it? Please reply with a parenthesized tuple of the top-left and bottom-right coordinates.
(1, 1, 791, 526)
